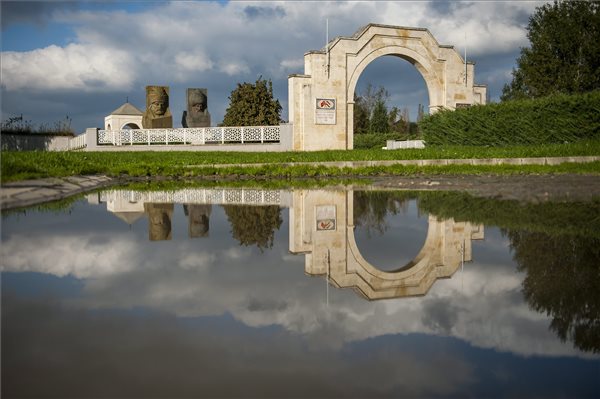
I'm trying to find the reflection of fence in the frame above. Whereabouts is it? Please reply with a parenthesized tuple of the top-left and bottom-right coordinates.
(100, 188, 284, 206)
(98, 126, 281, 146)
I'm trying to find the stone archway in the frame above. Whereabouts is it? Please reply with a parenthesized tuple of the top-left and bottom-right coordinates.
(288, 24, 487, 151)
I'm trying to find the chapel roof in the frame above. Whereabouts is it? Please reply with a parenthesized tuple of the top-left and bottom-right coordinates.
(110, 102, 143, 116)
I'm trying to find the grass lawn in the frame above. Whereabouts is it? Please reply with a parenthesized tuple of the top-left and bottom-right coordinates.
(2, 140, 599, 183)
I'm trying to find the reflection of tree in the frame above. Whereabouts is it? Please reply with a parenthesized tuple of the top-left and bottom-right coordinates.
(223, 205, 282, 251)
(353, 191, 414, 236)
(508, 230, 600, 353)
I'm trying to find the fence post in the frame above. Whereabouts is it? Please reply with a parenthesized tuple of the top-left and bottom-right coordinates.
(241, 127, 244, 144)
(130, 130, 133, 145)
(183, 129, 187, 145)
(165, 130, 169, 145)
(221, 128, 224, 144)
(147, 130, 150, 145)
(84, 128, 98, 151)
(261, 127, 264, 143)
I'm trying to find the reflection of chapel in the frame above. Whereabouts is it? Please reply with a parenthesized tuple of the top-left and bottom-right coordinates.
(104, 102, 143, 130)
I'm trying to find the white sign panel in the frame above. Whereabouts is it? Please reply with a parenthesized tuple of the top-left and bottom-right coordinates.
(315, 98, 336, 125)
(316, 205, 336, 231)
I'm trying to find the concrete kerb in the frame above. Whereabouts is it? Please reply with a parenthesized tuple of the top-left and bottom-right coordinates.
(192, 156, 600, 170)
(1, 175, 114, 210)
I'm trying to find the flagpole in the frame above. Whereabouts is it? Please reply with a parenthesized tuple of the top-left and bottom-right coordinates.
(464, 32, 468, 87)
(326, 18, 330, 79)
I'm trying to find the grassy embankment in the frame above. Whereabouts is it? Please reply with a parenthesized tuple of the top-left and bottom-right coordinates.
(2, 140, 599, 183)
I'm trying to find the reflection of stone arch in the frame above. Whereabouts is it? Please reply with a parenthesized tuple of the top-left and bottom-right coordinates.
(344, 215, 483, 300)
(290, 190, 484, 300)
(288, 24, 487, 150)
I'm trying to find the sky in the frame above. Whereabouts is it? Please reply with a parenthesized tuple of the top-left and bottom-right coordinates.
(1, 1, 547, 133)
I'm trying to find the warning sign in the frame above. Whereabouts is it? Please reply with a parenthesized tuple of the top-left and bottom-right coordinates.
(315, 98, 336, 125)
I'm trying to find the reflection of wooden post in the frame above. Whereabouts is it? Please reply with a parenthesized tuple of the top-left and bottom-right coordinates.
(144, 203, 173, 241)
(184, 204, 211, 238)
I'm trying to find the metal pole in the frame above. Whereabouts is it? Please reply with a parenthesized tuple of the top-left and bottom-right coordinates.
(464, 32, 468, 87)
(326, 18, 330, 79)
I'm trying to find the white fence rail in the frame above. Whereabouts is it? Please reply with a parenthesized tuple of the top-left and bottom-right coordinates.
(98, 126, 281, 146)
(68, 133, 87, 150)
(100, 188, 283, 206)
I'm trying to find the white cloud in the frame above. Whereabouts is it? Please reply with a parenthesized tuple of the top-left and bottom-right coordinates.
(279, 58, 304, 70)
(220, 61, 250, 76)
(1, 44, 136, 92)
(1, 1, 539, 92)
(174, 52, 214, 73)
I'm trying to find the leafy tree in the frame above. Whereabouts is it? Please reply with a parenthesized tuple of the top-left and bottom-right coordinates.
(223, 205, 283, 251)
(369, 99, 389, 133)
(359, 83, 389, 119)
(502, 1, 600, 101)
(507, 229, 600, 353)
(222, 77, 282, 126)
(417, 103, 425, 123)
(353, 93, 369, 134)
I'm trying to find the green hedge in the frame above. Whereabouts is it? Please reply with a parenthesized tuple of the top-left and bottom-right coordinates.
(420, 91, 600, 146)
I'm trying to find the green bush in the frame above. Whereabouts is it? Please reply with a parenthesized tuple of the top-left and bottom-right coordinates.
(420, 91, 600, 146)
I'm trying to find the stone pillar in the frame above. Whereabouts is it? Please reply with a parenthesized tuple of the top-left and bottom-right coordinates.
(85, 128, 99, 151)
(279, 123, 293, 151)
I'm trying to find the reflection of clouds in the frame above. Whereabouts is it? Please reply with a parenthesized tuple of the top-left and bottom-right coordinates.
(1, 233, 140, 277)
(1, 218, 596, 359)
(2, 293, 477, 398)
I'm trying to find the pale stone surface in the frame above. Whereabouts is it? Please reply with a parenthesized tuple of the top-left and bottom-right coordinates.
(1, 134, 73, 151)
(182, 88, 211, 128)
(143, 86, 173, 129)
(105, 102, 143, 130)
(385, 140, 425, 149)
(289, 24, 487, 151)
(145, 203, 173, 241)
(1, 175, 113, 210)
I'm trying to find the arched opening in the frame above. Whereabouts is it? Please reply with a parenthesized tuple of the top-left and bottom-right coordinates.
(352, 192, 429, 272)
(107, 124, 112, 130)
(352, 54, 430, 149)
(122, 123, 140, 130)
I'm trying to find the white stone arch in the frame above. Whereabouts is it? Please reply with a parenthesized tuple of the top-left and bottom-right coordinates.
(288, 24, 487, 151)
(347, 45, 441, 117)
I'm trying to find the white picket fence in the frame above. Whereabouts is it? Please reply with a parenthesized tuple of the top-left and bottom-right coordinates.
(97, 126, 281, 146)
(68, 133, 87, 150)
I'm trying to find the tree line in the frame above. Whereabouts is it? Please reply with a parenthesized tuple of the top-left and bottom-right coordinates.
(353, 83, 425, 136)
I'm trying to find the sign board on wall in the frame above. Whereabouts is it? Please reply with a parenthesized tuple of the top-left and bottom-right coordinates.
(316, 205, 336, 231)
(315, 98, 336, 125)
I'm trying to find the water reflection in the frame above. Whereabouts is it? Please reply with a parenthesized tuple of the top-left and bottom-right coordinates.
(100, 188, 483, 300)
(2, 186, 599, 398)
